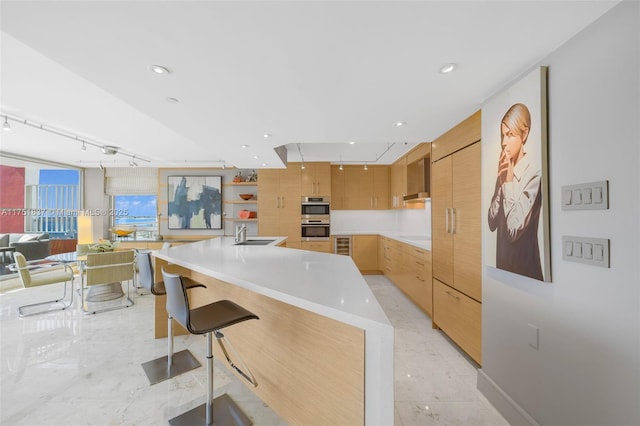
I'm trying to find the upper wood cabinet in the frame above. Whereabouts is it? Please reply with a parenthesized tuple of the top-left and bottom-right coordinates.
(300, 162, 331, 196)
(331, 167, 346, 209)
(258, 167, 301, 243)
(431, 110, 481, 162)
(390, 142, 430, 209)
(331, 165, 389, 210)
(390, 157, 407, 209)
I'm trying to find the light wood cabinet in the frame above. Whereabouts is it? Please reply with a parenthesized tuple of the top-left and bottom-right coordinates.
(258, 167, 301, 244)
(432, 142, 481, 301)
(331, 167, 346, 210)
(433, 279, 481, 364)
(300, 240, 332, 253)
(333, 165, 389, 210)
(431, 110, 482, 364)
(301, 162, 331, 196)
(390, 157, 407, 209)
(400, 244, 433, 316)
(379, 236, 432, 316)
(352, 235, 379, 273)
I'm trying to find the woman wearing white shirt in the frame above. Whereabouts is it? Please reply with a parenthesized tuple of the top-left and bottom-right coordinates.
(488, 103, 543, 281)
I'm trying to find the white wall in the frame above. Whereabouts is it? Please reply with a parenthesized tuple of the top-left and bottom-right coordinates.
(331, 201, 431, 236)
(479, 3, 639, 426)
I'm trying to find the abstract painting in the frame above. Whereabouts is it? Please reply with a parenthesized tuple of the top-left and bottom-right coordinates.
(167, 176, 222, 230)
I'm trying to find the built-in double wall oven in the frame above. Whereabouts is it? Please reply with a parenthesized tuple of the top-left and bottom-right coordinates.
(301, 196, 330, 241)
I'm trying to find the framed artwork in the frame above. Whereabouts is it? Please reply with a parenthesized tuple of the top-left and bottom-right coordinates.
(167, 176, 222, 230)
(482, 66, 551, 282)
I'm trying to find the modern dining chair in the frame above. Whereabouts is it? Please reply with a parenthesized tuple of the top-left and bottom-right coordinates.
(13, 252, 75, 317)
(136, 249, 206, 384)
(162, 269, 259, 426)
(82, 250, 135, 314)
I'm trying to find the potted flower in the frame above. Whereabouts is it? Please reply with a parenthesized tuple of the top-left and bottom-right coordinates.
(90, 239, 120, 252)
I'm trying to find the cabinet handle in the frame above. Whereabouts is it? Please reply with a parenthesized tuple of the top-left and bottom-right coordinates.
(416, 276, 425, 282)
(415, 261, 425, 266)
(445, 208, 450, 233)
(451, 208, 456, 234)
(281, 196, 285, 208)
(445, 290, 460, 300)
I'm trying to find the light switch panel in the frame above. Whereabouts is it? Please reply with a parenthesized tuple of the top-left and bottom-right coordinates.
(562, 236, 610, 268)
(561, 181, 609, 210)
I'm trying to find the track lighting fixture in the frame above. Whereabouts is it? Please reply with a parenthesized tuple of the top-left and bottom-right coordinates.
(364, 162, 368, 171)
(339, 156, 343, 171)
(101, 145, 119, 155)
(99, 162, 104, 170)
(0, 112, 149, 165)
(129, 156, 138, 168)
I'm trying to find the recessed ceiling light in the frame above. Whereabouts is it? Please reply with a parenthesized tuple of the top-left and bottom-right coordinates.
(439, 63, 458, 74)
(261, 163, 268, 167)
(150, 64, 170, 74)
(348, 141, 356, 145)
(241, 144, 249, 148)
(253, 155, 260, 159)
(166, 97, 179, 103)
(263, 133, 272, 138)
(395, 122, 406, 127)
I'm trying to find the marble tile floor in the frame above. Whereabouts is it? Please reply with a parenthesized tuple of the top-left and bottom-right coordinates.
(0, 275, 508, 426)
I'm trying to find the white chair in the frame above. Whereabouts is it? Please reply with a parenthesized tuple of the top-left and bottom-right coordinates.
(13, 252, 75, 317)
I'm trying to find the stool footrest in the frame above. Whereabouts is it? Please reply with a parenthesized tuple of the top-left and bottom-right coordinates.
(168, 393, 252, 426)
(141, 349, 201, 385)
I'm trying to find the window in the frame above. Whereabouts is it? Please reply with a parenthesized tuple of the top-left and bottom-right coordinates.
(111, 195, 158, 240)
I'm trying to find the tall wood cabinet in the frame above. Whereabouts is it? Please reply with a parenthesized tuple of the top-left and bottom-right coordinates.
(258, 167, 301, 245)
(431, 110, 482, 364)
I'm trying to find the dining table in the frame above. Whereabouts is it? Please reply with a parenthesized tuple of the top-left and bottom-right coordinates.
(46, 251, 125, 301)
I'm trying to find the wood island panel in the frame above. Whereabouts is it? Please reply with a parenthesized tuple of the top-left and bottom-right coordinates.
(154, 258, 366, 426)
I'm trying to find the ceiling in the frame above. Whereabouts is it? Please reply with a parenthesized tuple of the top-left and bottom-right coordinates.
(0, 1, 618, 169)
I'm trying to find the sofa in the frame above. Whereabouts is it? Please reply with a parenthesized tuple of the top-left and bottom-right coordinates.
(0, 233, 51, 261)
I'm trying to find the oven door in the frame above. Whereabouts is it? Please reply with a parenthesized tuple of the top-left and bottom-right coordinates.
(301, 222, 330, 241)
(301, 203, 330, 216)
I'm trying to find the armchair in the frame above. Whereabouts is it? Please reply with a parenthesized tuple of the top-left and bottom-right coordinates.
(13, 252, 75, 317)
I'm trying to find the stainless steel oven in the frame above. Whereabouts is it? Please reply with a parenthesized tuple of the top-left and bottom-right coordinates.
(301, 196, 330, 217)
(301, 217, 330, 241)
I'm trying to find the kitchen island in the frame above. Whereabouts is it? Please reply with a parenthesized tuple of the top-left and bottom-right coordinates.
(152, 237, 393, 426)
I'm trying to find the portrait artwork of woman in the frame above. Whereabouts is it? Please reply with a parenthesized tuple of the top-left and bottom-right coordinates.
(487, 103, 543, 281)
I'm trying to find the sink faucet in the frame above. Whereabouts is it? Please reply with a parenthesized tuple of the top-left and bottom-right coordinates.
(235, 224, 247, 243)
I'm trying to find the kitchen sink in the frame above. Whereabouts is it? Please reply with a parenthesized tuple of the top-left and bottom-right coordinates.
(234, 239, 276, 246)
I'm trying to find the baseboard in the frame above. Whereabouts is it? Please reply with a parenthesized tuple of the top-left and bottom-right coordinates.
(477, 369, 540, 426)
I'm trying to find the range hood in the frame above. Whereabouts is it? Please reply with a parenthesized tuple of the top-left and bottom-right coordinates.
(403, 157, 430, 202)
(403, 192, 430, 202)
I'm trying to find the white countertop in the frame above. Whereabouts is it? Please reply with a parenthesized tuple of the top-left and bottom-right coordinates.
(153, 236, 392, 330)
(153, 236, 394, 425)
(331, 231, 432, 251)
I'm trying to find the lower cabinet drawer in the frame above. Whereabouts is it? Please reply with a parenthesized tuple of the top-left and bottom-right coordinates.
(300, 241, 332, 253)
(433, 279, 482, 364)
